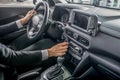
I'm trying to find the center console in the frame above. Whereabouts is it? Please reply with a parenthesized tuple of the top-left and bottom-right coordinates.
(61, 28, 91, 78)
(62, 9, 98, 75)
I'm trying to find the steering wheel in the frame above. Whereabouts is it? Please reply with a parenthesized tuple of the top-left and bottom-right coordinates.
(27, 1, 49, 39)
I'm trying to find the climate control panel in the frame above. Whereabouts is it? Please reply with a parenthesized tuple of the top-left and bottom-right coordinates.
(64, 28, 90, 48)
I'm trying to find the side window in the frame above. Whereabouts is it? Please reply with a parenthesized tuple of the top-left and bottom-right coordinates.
(0, 0, 33, 5)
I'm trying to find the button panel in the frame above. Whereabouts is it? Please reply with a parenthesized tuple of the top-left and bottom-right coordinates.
(65, 29, 90, 48)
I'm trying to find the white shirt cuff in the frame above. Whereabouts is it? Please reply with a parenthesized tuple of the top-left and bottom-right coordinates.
(16, 20, 24, 29)
(41, 49, 48, 61)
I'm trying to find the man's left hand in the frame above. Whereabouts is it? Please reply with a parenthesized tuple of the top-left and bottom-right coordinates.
(20, 10, 36, 25)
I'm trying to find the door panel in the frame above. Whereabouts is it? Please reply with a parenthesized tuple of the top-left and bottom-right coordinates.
(0, 6, 33, 25)
(0, 5, 33, 43)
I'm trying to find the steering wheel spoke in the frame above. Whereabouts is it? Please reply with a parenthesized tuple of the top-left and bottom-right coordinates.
(28, 27, 39, 37)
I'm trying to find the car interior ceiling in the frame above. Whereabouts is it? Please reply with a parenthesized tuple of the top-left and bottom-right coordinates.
(0, 0, 120, 80)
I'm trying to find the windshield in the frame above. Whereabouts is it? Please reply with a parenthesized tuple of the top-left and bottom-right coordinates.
(66, 0, 120, 9)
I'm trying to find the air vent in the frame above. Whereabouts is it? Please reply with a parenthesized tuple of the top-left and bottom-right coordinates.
(77, 36, 89, 47)
(65, 29, 90, 48)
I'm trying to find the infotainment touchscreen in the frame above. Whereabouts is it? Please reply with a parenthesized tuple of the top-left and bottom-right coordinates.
(73, 12, 89, 30)
(70, 9, 98, 36)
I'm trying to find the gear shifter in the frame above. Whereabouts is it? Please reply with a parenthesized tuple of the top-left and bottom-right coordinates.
(57, 56, 64, 67)
(46, 57, 64, 79)
(40, 57, 65, 80)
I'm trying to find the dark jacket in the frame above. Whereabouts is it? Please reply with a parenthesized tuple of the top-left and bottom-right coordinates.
(0, 22, 42, 67)
(0, 22, 18, 36)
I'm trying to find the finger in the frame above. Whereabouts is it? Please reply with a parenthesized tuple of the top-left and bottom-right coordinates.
(28, 10, 35, 15)
(56, 46, 68, 51)
(55, 44, 68, 50)
(29, 11, 35, 15)
(29, 9, 35, 12)
(58, 46, 68, 50)
(29, 11, 36, 17)
(31, 10, 36, 14)
(56, 49, 68, 53)
(27, 11, 31, 14)
(61, 42, 69, 45)
(58, 42, 69, 46)
(58, 52, 66, 56)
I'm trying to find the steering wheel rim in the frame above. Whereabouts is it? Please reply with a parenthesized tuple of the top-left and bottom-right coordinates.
(27, 1, 49, 39)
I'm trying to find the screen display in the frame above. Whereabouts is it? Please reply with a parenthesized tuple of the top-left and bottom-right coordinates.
(73, 12, 89, 30)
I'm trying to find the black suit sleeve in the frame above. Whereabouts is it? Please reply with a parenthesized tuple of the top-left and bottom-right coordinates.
(0, 43, 42, 67)
(0, 22, 19, 36)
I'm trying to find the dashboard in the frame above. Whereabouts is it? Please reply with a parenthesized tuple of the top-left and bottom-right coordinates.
(51, 4, 98, 75)
(50, 3, 120, 80)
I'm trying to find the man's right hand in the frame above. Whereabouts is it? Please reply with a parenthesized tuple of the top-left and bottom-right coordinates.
(48, 42, 69, 57)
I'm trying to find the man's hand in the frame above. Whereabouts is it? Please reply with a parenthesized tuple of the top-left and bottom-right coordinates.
(20, 10, 36, 25)
(48, 42, 69, 57)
